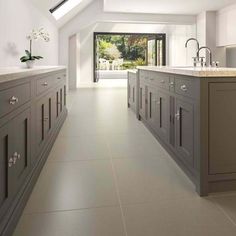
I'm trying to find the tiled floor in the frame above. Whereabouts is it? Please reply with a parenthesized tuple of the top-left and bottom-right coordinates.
(14, 82, 236, 236)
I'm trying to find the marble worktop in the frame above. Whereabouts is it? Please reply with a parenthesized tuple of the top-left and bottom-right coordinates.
(0, 66, 66, 84)
(127, 69, 138, 74)
(137, 66, 236, 78)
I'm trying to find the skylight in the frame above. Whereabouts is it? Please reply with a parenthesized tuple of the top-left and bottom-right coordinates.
(50, 0, 83, 20)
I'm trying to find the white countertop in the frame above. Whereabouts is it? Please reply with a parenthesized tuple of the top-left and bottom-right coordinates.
(0, 66, 66, 84)
(127, 69, 138, 74)
(137, 66, 236, 77)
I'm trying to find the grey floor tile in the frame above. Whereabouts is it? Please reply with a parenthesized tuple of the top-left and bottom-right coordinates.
(24, 160, 119, 213)
(113, 157, 196, 204)
(211, 193, 236, 224)
(123, 198, 236, 236)
(48, 135, 110, 161)
(14, 207, 126, 236)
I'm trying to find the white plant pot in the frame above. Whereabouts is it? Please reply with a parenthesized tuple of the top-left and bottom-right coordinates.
(26, 60, 35, 69)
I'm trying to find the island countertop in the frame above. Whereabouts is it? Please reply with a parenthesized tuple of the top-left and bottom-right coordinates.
(137, 66, 236, 78)
(0, 66, 66, 84)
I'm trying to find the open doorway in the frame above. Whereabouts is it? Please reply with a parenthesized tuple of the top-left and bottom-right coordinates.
(93, 33, 166, 83)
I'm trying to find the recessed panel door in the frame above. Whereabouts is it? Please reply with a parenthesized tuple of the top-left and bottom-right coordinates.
(175, 99, 194, 167)
(9, 109, 30, 196)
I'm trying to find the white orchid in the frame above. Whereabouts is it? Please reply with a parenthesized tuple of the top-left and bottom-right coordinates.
(21, 28, 50, 64)
(26, 28, 50, 42)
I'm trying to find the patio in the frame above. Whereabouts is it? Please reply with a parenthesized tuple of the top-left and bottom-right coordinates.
(97, 70, 128, 80)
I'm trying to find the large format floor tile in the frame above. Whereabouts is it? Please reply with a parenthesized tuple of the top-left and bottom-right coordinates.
(211, 193, 236, 224)
(108, 133, 167, 159)
(113, 156, 196, 205)
(48, 135, 110, 161)
(14, 207, 126, 236)
(24, 160, 119, 213)
(123, 198, 236, 236)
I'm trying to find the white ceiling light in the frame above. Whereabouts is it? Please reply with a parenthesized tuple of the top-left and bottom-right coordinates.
(50, 0, 83, 20)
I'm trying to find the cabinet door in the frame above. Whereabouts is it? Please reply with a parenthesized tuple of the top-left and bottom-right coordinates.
(209, 83, 236, 174)
(9, 109, 31, 196)
(63, 85, 67, 109)
(36, 97, 47, 154)
(44, 94, 52, 137)
(169, 96, 175, 148)
(175, 99, 194, 166)
(139, 83, 146, 119)
(156, 90, 169, 143)
(147, 86, 158, 129)
(128, 79, 131, 106)
(0, 123, 11, 220)
(56, 86, 63, 119)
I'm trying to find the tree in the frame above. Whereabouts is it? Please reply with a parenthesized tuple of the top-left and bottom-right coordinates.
(104, 44, 121, 60)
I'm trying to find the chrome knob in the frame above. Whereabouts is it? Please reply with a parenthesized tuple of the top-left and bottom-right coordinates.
(17, 153, 21, 160)
(13, 152, 18, 164)
(9, 96, 19, 105)
(8, 157, 14, 168)
(169, 82, 174, 87)
(42, 82, 48, 86)
(180, 85, 187, 92)
(175, 112, 180, 121)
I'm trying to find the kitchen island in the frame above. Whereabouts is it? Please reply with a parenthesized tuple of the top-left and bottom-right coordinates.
(136, 66, 236, 196)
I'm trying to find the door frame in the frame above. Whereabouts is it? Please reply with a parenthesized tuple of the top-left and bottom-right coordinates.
(93, 32, 166, 83)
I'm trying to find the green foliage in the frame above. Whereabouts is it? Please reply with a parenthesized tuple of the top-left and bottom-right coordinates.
(97, 35, 147, 63)
(20, 50, 43, 62)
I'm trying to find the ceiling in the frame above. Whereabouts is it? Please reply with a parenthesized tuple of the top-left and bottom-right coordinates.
(30, 0, 235, 28)
(31, 0, 94, 27)
(103, 0, 236, 15)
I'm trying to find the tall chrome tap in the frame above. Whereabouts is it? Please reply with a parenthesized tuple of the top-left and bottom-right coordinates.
(185, 38, 200, 67)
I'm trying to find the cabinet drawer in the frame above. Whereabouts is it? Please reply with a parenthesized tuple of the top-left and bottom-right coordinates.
(0, 83, 30, 118)
(128, 72, 137, 80)
(36, 75, 55, 95)
(175, 77, 198, 98)
(55, 72, 66, 84)
(149, 72, 169, 90)
(139, 70, 149, 82)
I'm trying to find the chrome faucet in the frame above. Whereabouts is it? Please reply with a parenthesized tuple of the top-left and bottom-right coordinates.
(185, 38, 200, 67)
(197, 47, 213, 67)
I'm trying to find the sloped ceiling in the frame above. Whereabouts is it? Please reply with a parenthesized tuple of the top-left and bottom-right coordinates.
(103, 0, 236, 15)
(31, 0, 95, 28)
(31, 0, 235, 28)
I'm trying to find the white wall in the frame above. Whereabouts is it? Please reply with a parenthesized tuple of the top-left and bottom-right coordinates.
(216, 3, 236, 47)
(0, 0, 59, 67)
(69, 34, 79, 89)
(196, 11, 226, 66)
(226, 47, 236, 67)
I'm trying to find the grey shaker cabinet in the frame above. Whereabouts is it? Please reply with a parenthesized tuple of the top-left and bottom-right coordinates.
(175, 98, 194, 167)
(0, 68, 67, 236)
(137, 69, 199, 193)
(0, 109, 30, 222)
(156, 89, 169, 143)
(0, 122, 11, 222)
(209, 83, 236, 174)
(137, 68, 236, 196)
(147, 86, 158, 128)
(9, 109, 31, 196)
(35, 95, 51, 157)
